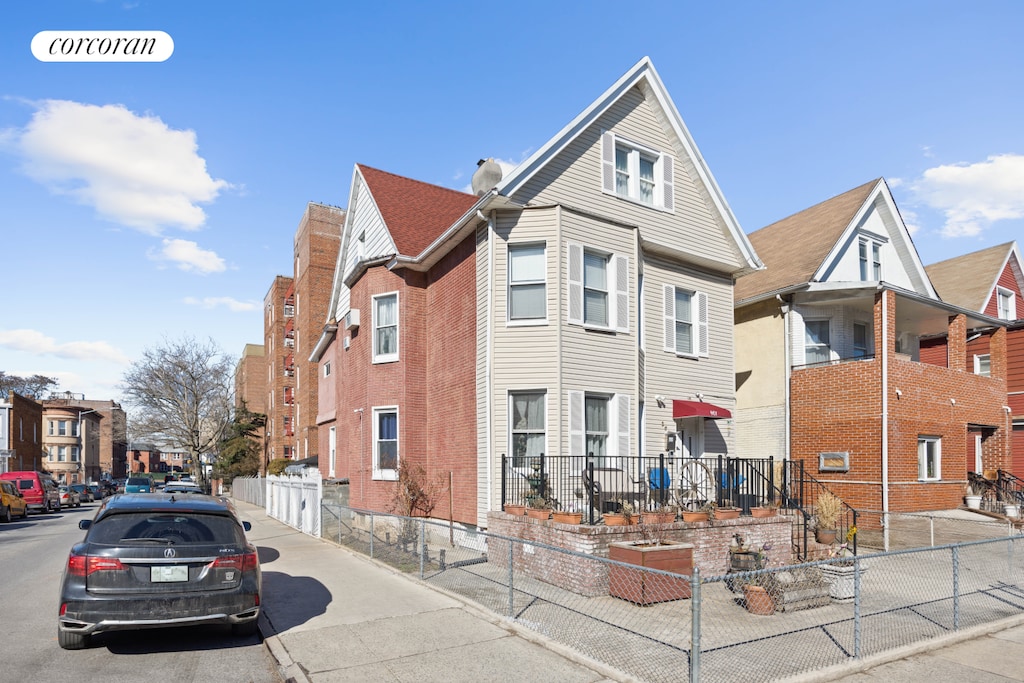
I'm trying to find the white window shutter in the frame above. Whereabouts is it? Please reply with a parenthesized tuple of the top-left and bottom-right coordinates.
(568, 242, 583, 325)
(569, 391, 584, 457)
(661, 154, 674, 212)
(663, 284, 676, 353)
(616, 393, 631, 459)
(601, 131, 616, 195)
(696, 291, 709, 357)
(613, 254, 629, 332)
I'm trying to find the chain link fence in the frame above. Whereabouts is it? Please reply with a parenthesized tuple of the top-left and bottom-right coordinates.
(320, 500, 1024, 683)
(855, 508, 1020, 550)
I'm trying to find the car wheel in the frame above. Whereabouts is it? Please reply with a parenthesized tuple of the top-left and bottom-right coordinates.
(231, 620, 259, 637)
(0, 505, 10, 523)
(19, 506, 28, 520)
(58, 628, 89, 650)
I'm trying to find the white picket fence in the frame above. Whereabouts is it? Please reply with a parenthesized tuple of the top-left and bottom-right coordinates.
(264, 469, 322, 537)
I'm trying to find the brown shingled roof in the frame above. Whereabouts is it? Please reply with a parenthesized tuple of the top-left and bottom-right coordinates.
(358, 165, 479, 257)
(925, 242, 1015, 311)
(735, 179, 881, 302)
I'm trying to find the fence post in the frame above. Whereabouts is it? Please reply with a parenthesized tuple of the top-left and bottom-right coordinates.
(952, 545, 960, 630)
(419, 518, 426, 579)
(690, 567, 701, 683)
(508, 539, 515, 618)
(854, 557, 862, 658)
(501, 454, 507, 507)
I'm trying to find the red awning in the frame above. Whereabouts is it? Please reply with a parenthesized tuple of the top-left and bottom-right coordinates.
(672, 400, 732, 420)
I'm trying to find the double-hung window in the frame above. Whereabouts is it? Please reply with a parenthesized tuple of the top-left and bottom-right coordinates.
(373, 407, 398, 480)
(508, 244, 546, 322)
(918, 436, 941, 481)
(601, 131, 674, 211)
(859, 237, 882, 281)
(804, 320, 832, 365)
(997, 287, 1016, 320)
(373, 292, 399, 363)
(510, 392, 545, 469)
(663, 285, 708, 357)
(974, 354, 991, 377)
(568, 391, 630, 467)
(853, 322, 869, 358)
(568, 243, 628, 331)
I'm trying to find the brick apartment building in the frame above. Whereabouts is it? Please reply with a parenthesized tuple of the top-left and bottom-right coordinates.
(42, 396, 127, 481)
(262, 203, 344, 466)
(1, 391, 44, 473)
(234, 343, 267, 465)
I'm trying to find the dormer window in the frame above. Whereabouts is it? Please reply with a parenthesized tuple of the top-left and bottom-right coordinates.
(997, 287, 1016, 320)
(859, 237, 882, 281)
(601, 131, 674, 212)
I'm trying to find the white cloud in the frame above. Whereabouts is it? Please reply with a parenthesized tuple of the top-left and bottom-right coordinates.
(152, 238, 226, 273)
(7, 99, 229, 234)
(183, 296, 260, 312)
(908, 154, 1024, 238)
(0, 329, 130, 365)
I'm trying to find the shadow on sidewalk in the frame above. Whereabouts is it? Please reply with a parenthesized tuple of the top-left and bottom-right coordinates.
(262, 571, 332, 634)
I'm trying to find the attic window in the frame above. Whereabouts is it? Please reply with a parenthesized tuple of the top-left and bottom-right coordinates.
(859, 237, 881, 281)
(601, 131, 674, 211)
(997, 287, 1016, 320)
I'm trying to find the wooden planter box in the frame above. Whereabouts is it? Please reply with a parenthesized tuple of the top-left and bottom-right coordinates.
(609, 541, 693, 605)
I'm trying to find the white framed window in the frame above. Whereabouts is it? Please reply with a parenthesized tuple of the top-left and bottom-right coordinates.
(372, 407, 398, 480)
(510, 391, 546, 469)
(859, 237, 881, 281)
(804, 319, 832, 365)
(328, 426, 336, 479)
(57, 445, 66, 462)
(71, 446, 80, 462)
(663, 285, 708, 357)
(997, 287, 1016, 320)
(918, 436, 941, 481)
(567, 243, 628, 331)
(853, 322, 870, 358)
(323, 361, 331, 377)
(372, 292, 399, 363)
(974, 354, 991, 377)
(57, 420, 67, 436)
(508, 244, 546, 322)
(569, 391, 630, 466)
(601, 131, 674, 211)
(71, 420, 79, 437)
(48, 420, 54, 436)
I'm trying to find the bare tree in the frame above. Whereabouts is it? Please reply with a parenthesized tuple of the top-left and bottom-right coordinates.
(120, 336, 234, 478)
(0, 371, 60, 399)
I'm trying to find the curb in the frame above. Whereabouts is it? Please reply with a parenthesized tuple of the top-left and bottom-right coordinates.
(259, 609, 310, 683)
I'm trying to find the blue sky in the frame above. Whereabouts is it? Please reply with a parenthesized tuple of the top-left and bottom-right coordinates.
(1, 1, 1022, 404)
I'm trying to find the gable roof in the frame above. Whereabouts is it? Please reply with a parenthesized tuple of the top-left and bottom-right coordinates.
(735, 180, 879, 302)
(497, 56, 761, 276)
(357, 165, 479, 256)
(926, 241, 1023, 312)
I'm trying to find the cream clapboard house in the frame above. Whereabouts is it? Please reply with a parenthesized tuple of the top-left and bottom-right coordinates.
(313, 57, 762, 527)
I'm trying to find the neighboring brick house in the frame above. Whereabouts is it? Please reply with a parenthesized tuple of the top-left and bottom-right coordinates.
(734, 179, 1010, 521)
(127, 444, 161, 474)
(312, 58, 762, 527)
(42, 397, 127, 481)
(262, 203, 344, 468)
(234, 343, 267, 467)
(1, 391, 44, 473)
(926, 242, 1024, 476)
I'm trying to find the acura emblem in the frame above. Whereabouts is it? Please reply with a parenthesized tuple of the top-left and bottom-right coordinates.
(164, 548, 176, 558)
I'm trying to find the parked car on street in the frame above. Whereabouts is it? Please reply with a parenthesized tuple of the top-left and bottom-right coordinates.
(0, 479, 29, 521)
(124, 477, 152, 493)
(163, 483, 205, 495)
(57, 493, 261, 649)
(87, 484, 103, 500)
(59, 485, 82, 508)
(0, 471, 60, 513)
(71, 484, 92, 503)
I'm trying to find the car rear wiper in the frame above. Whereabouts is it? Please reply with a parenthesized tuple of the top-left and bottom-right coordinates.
(120, 537, 176, 544)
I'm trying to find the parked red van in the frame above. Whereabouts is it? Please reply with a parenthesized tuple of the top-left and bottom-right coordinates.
(0, 471, 60, 513)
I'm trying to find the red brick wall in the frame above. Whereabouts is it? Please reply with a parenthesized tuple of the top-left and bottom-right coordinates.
(264, 276, 294, 466)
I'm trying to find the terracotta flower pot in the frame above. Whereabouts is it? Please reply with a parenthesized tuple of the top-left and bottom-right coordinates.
(716, 508, 741, 520)
(551, 511, 583, 524)
(681, 511, 709, 523)
(815, 528, 838, 544)
(640, 512, 676, 524)
(749, 507, 777, 518)
(743, 584, 775, 615)
(603, 513, 636, 526)
(503, 504, 526, 516)
(526, 508, 551, 520)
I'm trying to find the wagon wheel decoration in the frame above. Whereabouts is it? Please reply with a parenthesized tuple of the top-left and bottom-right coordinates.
(677, 459, 714, 510)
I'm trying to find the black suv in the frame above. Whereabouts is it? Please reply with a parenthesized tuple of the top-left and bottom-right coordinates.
(57, 493, 261, 649)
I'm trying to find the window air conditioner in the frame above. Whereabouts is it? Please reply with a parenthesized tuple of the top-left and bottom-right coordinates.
(344, 309, 360, 330)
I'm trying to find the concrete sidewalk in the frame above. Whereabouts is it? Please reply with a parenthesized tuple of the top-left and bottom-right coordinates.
(237, 500, 1024, 683)
(234, 501, 618, 683)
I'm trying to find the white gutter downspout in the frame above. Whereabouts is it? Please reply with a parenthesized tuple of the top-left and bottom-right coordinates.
(777, 295, 791, 462)
(881, 288, 890, 552)
(485, 210, 494, 523)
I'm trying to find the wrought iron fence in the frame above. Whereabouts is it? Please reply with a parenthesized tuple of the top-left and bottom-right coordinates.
(320, 501, 1024, 682)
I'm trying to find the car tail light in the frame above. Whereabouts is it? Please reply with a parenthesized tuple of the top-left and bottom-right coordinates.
(67, 553, 125, 576)
(212, 552, 258, 572)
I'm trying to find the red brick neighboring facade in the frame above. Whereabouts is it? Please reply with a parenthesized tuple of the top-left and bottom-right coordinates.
(42, 398, 127, 482)
(264, 275, 294, 465)
(3, 391, 44, 472)
(791, 291, 1009, 515)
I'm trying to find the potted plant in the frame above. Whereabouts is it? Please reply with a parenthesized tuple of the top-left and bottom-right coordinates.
(740, 543, 776, 615)
(964, 483, 982, 510)
(814, 491, 843, 544)
(682, 501, 713, 523)
(525, 496, 552, 520)
(750, 499, 780, 518)
(716, 505, 741, 520)
(603, 501, 637, 526)
(503, 502, 526, 516)
(551, 507, 583, 524)
(820, 531, 867, 602)
(609, 517, 693, 605)
(640, 504, 676, 525)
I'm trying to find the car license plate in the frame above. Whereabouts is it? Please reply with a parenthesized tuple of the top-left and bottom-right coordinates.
(151, 565, 188, 582)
